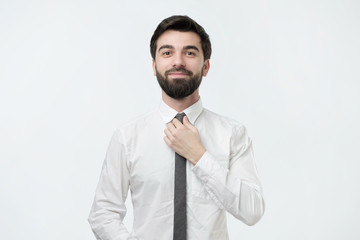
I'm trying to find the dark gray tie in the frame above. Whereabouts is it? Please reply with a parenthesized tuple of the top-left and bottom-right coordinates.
(173, 112, 187, 240)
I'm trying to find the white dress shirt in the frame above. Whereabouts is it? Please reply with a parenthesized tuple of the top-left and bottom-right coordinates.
(88, 99, 265, 240)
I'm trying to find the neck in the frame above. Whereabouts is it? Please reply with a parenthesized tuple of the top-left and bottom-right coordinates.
(162, 90, 200, 112)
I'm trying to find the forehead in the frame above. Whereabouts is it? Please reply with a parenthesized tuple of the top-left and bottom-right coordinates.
(156, 30, 202, 49)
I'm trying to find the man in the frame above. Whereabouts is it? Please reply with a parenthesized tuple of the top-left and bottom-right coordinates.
(89, 15, 265, 240)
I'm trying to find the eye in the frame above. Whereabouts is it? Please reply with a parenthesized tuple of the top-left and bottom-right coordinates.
(162, 51, 171, 56)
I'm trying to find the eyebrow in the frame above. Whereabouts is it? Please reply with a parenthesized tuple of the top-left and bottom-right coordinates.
(158, 45, 174, 53)
(158, 45, 200, 53)
(183, 45, 200, 52)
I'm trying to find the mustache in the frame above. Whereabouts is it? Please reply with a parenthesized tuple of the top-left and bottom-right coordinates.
(165, 67, 193, 76)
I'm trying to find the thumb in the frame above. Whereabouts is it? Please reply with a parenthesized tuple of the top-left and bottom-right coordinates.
(183, 116, 194, 128)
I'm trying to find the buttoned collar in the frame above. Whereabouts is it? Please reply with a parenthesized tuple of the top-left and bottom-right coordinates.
(159, 98, 203, 124)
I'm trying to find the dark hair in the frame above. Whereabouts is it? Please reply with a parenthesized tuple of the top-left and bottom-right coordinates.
(150, 15, 212, 60)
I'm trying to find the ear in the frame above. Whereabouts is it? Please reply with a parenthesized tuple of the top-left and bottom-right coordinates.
(152, 59, 156, 76)
(202, 59, 210, 77)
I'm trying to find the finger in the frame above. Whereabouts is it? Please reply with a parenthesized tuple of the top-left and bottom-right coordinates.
(164, 135, 177, 149)
(172, 118, 183, 128)
(183, 116, 191, 126)
(183, 116, 196, 130)
(164, 128, 170, 137)
(166, 122, 176, 133)
(164, 128, 174, 140)
(163, 136, 172, 146)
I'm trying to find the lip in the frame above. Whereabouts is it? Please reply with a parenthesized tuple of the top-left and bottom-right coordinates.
(168, 72, 189, 77)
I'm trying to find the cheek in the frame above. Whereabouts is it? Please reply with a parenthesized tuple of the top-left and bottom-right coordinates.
(192, 62, 206, 73)
(154, 60, 166, 71)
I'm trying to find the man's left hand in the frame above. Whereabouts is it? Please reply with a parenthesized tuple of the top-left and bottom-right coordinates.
(164, 116, 205, 165)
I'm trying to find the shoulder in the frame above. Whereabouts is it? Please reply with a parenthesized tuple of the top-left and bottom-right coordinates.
(111, 108, 160, 142)
(201, 108, 245, 130)
(200, 108, 250, 141)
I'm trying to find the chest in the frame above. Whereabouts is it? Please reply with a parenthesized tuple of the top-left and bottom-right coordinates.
(126, 120, 232, 201)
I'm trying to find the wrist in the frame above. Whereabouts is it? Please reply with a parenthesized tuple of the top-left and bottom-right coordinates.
(191, 147, 206, 165)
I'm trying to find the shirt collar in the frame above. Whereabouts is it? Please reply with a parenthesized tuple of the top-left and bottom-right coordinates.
(159, 98, 203, 124)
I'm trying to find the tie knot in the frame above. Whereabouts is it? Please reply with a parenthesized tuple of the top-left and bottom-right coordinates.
(175, 112, 186, 123)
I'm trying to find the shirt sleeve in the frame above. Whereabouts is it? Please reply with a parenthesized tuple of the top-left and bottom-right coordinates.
(88, 129, 135, 240)
(192, 124, 265, 226)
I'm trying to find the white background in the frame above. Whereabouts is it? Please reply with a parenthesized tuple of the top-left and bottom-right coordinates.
(1, 0, 359, 239)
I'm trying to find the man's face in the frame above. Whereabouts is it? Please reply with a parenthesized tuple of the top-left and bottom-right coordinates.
(152, 30, 210, 99)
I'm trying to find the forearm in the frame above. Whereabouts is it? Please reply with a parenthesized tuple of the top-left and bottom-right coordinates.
(192, 151, 265, 225)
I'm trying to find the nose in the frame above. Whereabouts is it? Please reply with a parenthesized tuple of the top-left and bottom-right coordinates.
(172, 53, 186, 68)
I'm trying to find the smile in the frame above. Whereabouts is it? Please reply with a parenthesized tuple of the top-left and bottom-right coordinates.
(168, 72, 189, 77)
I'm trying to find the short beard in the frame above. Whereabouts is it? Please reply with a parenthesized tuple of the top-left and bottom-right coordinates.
(156, 67, 203, 99)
